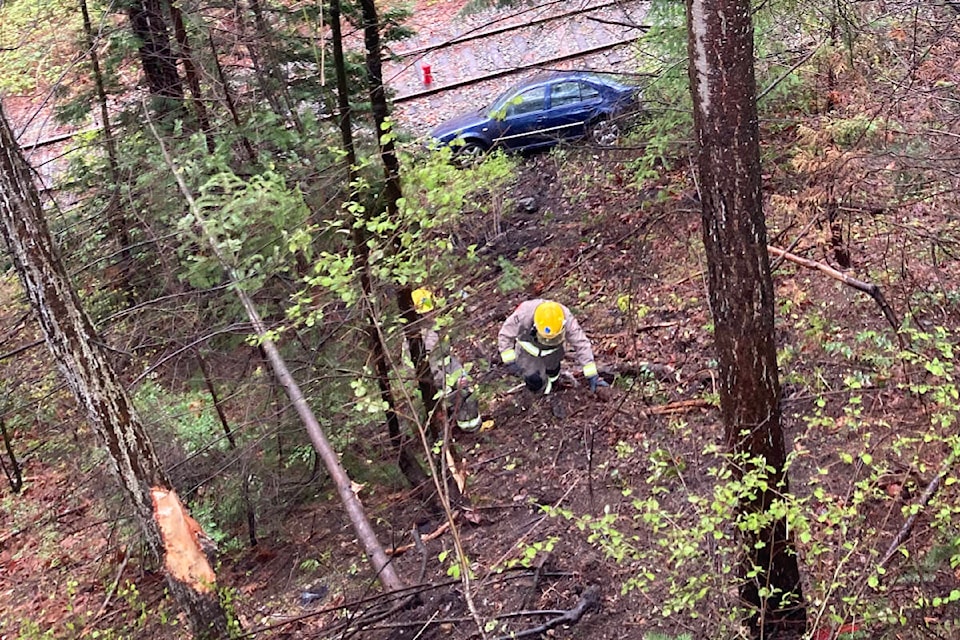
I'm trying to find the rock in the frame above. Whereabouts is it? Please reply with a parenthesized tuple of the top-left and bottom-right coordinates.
(299, 583, 328, 607)
(517, 197, 538, 213)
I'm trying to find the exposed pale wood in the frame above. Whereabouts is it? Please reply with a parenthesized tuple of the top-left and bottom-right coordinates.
(151, 488, 217, 592)
(146, 106, 404, 594)
(0, 103, 230, 637)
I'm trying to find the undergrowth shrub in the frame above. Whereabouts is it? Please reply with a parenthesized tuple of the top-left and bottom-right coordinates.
(546, 321, 960, 638)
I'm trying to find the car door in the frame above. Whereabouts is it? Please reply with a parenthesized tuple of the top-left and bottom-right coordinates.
(487, 85, 550, 151)
(545, 80, 604, 141)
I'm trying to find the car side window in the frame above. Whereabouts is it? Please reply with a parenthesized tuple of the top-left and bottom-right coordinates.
(503, 87, 546, 117)
(550, 81, 583, 107)
(579, 82, 601, 101)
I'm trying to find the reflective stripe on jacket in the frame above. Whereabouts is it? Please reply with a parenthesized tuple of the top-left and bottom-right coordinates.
(497, 299, 597, 376)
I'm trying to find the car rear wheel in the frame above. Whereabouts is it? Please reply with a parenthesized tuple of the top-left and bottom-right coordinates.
(590, 119, 620, 147)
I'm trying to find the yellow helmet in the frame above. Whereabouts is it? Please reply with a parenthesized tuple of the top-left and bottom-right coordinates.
(533, 301, 565, 345)
(412, 288, 434, 314)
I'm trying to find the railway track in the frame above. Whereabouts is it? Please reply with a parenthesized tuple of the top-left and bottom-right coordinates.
(392, 36, 641, 104)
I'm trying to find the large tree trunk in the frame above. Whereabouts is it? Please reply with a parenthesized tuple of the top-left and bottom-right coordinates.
(686, 0, 806, 636)
(0, 103, 232, 639)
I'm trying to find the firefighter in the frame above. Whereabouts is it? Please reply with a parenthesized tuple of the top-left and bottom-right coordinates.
(498, 299, 608, 395)
(412, 288, 481, 432)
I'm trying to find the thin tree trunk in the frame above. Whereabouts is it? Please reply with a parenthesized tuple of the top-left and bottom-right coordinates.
(79, 0, 133, 278)
(357, 0, 445, 444)
(245, 0, 303, 133)
(197, 353, 237, 449)
(232, 0, 285, 125)
(206, 29, 257, 164)
(80, 0, 130, 250)
(169, 1, 215, 153)
(686, 0, 806, 636)
(0, 415, 23, 493)
(0, 103, 231, 639)
(196, 352, 259, 547)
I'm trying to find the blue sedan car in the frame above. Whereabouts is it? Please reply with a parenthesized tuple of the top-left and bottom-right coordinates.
(429, 71, 640, 157)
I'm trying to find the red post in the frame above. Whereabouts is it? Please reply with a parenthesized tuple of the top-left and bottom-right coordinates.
(422, 64, 433, 86)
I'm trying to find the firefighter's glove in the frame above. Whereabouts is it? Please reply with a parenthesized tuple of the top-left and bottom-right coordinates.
(505, 362, 522, 377)
(588, 376, 609, 393)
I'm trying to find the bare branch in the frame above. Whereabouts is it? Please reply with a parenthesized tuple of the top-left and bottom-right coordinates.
(767, 245, 901, 331)
(489, 586, 601, 640)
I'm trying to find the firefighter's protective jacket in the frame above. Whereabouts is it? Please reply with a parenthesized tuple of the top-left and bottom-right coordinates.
(419, 324, 481, 431)
(497, 299, 599, 379)
(421, 325, 466, 392)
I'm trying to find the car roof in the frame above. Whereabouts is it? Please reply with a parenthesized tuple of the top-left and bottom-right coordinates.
(510, 70, 606, 90)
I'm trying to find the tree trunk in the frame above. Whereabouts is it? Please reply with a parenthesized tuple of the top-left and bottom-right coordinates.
(126, 0, 184, 115)
(148, 114, 405, 594)
(232, 0, 285, 125)
(206, 29, 258, 164)
(244, 0, 303, 133)
(0, 103, 232, 639)
(169, 1, 215, 152)
(686, 0, 806, 636)
(0, 415, 23, 493)
(196, 352, 259, 547)
(79, 0, 133, 279)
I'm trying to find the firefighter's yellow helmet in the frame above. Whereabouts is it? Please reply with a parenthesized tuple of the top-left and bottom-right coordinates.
(533, 300, 565, 345)
(412, 288, 434, 314)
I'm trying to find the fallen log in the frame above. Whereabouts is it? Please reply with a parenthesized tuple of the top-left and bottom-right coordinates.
(616, 398, 710, 419)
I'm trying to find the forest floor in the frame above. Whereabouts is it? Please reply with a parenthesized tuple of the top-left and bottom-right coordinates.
(4, 136, 959, 639)
(5, 2, 960, 640)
